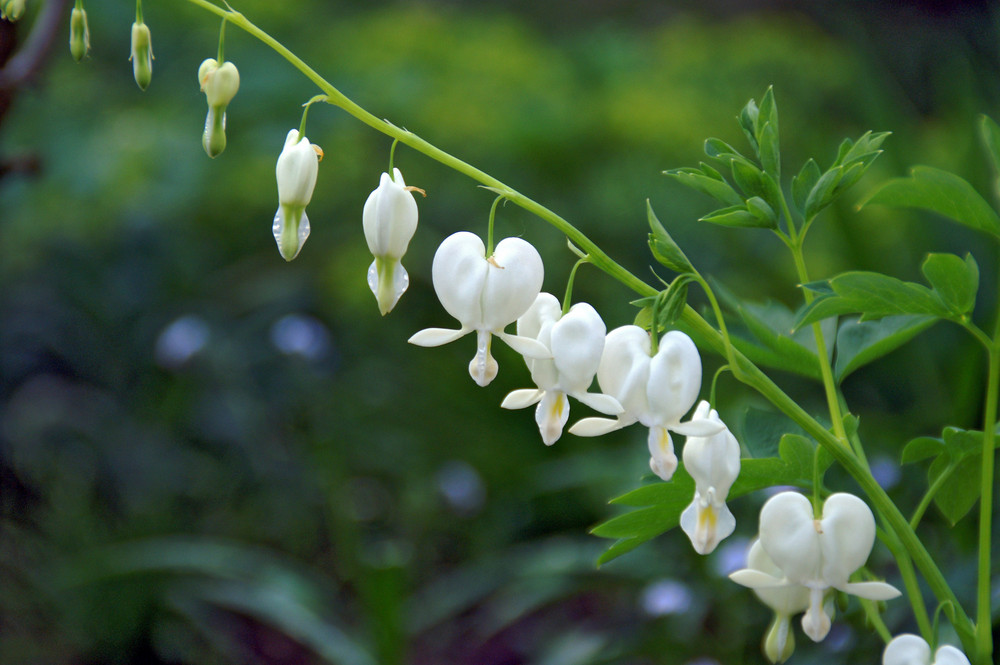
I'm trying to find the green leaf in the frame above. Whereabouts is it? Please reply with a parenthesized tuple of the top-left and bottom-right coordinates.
(755, 87, 780, 176)
(646, 200, 693, 273)
(834, 315, 938, 382)
(804, 165, 843, 220)
(699, 204, 769, 228)
(663, 165, 743, 207)
(795, 272, 949, 329)
(792, 158, 821, 214)
(929, 453, 980, 526)
(657, 276, 694, 328)
(757, 122, 780, 178)
(745, 196, 778, 228)
(713, 281, 834, 380)
(978, 115, 1000, 203)
(704, 137, 746, 161)
(731, 158, 768, 199)
(862, 166, 1000, 240)
(901, 436, 945, 465)
(920, 253, 978, 316)
(741, 407, 808, 459)
(595, 433, 817, 565)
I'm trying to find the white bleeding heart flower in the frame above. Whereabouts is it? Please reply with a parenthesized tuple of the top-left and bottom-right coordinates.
(568, 325, 721, 480)
(679, 400, 741, 554)
(883, 634, 970, 665)
(363, 168, 419, 315)
(273, 129, 322, 261)
(500, 293, 622, 445)
(729, 491, 900, 642)
(408, 231, 549, 386)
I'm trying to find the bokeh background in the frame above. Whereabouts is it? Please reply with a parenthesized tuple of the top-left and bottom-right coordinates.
(2, 1, 999, 663)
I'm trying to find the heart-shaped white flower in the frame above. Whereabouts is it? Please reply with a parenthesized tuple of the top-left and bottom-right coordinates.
(729, 491, 900, 642)
(501, 293, 621, 444)
(273, 129, 321, 261)
(679, 400, 741, 554)
(409, 232, 548, 386)
(883, 634, 970, 665)
(569, 325, 721, 480)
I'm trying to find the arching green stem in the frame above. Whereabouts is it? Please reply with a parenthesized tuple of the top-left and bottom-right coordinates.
(562, 257, 589, 316)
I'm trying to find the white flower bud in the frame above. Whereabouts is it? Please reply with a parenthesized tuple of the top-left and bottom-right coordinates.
(198, 59, 240, 158)
(273, 129, 321, 261)
(363, 168, 418, 315)
(679, 401, 741, 554)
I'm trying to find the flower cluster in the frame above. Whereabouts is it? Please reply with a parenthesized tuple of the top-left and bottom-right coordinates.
(730, 491, 901, 658)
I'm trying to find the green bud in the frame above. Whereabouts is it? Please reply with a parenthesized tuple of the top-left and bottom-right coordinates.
(202, 107, 227, 158)
(763, 613, 795, 664)
(130, 21, 153, 90)
(69, 8, 90, 62)
(1, 0, 25, 21)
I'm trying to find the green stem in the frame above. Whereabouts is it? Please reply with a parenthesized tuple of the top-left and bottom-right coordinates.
(136, 0, 143, 23)
(909, 461, 957, 530)
(975, 344, 998, 664)
(562, 257, 588, 316)
(389, 138, 399, 175)
(883, 528, 934, 643)
(486, 195, 503, 256)
(180, 0, 976, 650)
(216, 17, 226, 62)
(788, 239, 850, 449)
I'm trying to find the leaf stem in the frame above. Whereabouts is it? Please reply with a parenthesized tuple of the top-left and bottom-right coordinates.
(974, 344, 998, 664)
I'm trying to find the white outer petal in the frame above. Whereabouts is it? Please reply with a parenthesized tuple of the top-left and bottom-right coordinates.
(645, 330, 702, 426)
(501, 388, 544, 410)
(682, 400, 741, 500)
(276, 129, 318, 207)
(597, 325, 652, 419)
(883, 634, 931, 665)
(431, 232, 489, 328)
(744, 539, 811, 615)
(818, 493, 877, 589)
(480, 237, 544, 331)
(934, 646, 972, 665)
(408, 327, 470, 347)
(363, 168, 418, 259)
(551, 302, 607, 394)
(758, 491, 822, 586)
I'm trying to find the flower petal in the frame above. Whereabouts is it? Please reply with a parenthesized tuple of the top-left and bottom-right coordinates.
(572, 391, 623, 415)
(501, 388, 544, 410)
(883, 634, 931, 665)
(840, 581, 901, 601)
(496, 331, 550, 359)
(568, 416, 622, 437)
(408, 327, 470, 347)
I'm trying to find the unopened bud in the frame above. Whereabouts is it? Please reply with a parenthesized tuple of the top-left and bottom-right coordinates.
(70, 8, 90, 62)
(763, 614, 795, 664)
(130, 21, 153, 90)
(1, 0, 25, 21)
(202, 107, 227, 158)
(197, 59, 239, 158)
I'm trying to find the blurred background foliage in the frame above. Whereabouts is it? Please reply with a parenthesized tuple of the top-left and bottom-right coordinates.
(2, 0, 999, 663)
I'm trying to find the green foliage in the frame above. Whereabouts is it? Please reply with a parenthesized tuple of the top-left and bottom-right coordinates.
(796, 252, 978, 329)
(863, 166, 1000, 239)
(593, 434, 820, 566)
(833, 315, 937, 382)
(902, 427, 1000, 525)
(646, 200, 693, 273)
